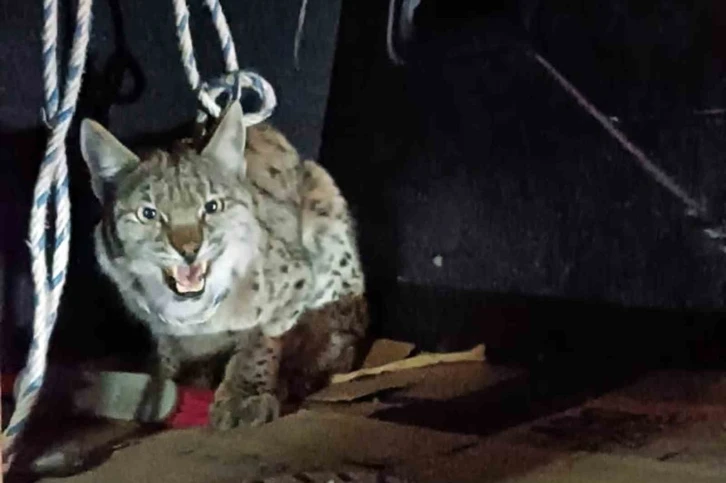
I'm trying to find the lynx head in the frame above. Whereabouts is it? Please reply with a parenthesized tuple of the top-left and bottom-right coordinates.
(80, 103, 259, 327)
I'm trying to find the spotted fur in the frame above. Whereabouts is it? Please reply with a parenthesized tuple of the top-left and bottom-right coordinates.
(80, 102, 367, 428)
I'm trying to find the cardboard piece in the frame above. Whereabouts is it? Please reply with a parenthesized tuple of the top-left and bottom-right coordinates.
(307, 369, 425, 403)
(331, 344, 486, 385)
(308, 361, 522, 405)
(361, 339, 415, 369)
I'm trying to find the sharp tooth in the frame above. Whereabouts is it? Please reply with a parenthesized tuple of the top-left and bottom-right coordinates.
(175, 278, 205, 294)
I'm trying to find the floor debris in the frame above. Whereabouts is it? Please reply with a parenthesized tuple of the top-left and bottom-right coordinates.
(5, 343, 724, 483)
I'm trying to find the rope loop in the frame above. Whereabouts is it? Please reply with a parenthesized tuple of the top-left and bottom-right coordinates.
(171, 0, 277, 139)
(196, 70, 277, 128)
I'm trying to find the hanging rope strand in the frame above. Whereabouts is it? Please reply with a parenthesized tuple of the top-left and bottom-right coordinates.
(172, 0, 222, 117)
(201, 0, 238, 72)
(2, 0, 94, 470)
(49, 1, 93, 313)
(41, 0, 60, 121)
(293, 0, 309, 69)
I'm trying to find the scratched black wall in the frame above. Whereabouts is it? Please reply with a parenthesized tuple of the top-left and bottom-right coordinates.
(321, 0, 726, 370)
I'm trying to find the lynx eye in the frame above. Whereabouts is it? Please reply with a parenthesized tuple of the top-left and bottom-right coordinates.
(204, 199, 224, 215)
(137, 206, 158, 221)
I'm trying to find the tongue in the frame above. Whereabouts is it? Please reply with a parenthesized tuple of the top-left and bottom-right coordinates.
(174, 264, 205, 293)
(176, 264, 203, 284)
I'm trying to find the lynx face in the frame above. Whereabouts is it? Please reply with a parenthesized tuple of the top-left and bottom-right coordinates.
(81, 103, 260, 328)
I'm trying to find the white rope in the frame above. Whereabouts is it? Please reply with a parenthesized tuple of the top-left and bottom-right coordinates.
(171, 0, 277, 127)
(386, 0, 404, 65)
(293, 0, 309, 69)
(201, 0, 238, 72)
(2, 0, 94, 471)
(171, 0, 221, 116)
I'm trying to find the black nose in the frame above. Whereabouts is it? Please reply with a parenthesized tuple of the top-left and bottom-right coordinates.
(169, 225, 203, 264)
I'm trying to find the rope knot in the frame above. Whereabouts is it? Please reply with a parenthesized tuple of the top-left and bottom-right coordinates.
(199, 70, 276, 125)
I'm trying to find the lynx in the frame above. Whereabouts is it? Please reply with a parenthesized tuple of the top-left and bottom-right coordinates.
(80, 102, 367, 428)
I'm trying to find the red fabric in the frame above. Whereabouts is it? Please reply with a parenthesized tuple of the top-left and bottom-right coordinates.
(166, 385, 214, 428)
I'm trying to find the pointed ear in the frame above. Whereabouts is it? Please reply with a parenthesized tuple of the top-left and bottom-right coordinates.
(80, 119, 140, 199)
(201, 101, 247, 177)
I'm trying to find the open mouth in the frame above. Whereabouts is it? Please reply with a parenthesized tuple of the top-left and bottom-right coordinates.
(163, 261, 209, 298)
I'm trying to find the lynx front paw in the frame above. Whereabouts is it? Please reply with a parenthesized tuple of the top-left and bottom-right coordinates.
(209, 393, 280, 430)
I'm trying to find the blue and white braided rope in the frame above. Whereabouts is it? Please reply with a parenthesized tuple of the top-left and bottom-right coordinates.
(2, 0, 94, 470)
(198, 71, 277, 127)
(171, 0, 277, 127)
(201, 0, 238, 72)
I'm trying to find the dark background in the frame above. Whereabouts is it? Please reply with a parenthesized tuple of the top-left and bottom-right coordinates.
(3, 0, 726, 380)
(319, 0, 726, 373)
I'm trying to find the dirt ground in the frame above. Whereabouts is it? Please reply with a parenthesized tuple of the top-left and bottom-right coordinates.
(6, 341, 726, 482)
